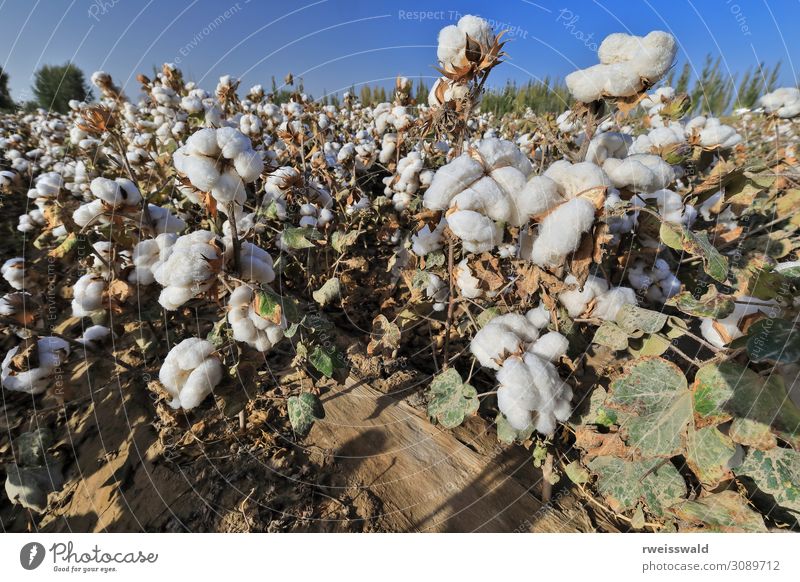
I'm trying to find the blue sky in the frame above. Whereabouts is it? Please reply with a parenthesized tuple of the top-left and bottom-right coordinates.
(1, 0, 798, 102)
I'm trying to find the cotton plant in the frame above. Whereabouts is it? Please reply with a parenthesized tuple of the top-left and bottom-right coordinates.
(626, 258, 682, 302)
(685, 116, 742, 150)
(558, 274, 639, 320)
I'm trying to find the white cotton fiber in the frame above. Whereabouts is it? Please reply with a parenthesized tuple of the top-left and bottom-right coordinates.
(592, 286, 638, 321)
(586, 132, 632, 165)
(543, 160, 609, 199)
(1, 337, 70, 394)
(566, 31, 677, 102)
(559, 274, 609, 318)
(423, 154, 484, 210)
(159, 337, 222, 410)
(470, 313, 541, 370)
(227, 285, 286, 352)
(603, 154, 675, 193)
(446, 209, 502, 253)
(528, 331, 569, 362)
(529, 198, 596, 267)
(759, 87, 800, 119)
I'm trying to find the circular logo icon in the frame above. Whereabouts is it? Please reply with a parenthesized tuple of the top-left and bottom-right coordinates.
(20, 542, 46, 570)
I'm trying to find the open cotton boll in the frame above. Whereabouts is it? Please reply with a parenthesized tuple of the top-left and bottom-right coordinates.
(639, 189, 696, 226)
(526, 305, 551, 330)
(470, 313, 540, 370)
(451, 176, 512, 222)
(423, 154, 485, 210)
(529, 198, 596, 267)
(640, 86, 676, 112)
(585, 132, 632, 165)
(71, 273, 106, 317)
(559, 274, 609, 318)
(447, 209, 502, 253)
(455, 258, 483, 298)
(77, 325, 111, 350)
(602, 154, 675, 193)
(425, 274, 449, 311)
(153, 230, 221, 310)
(496, 352, 572, 434)
(238, 242, 275, 283)
(528, 331, 569, 362)
(592, 286, 638, 321)
(147, 203, 186, 234)
(759, 87, 800, 119)
(686, 116, 742, 149)
(129, 233, 177, 285)
(227, 285, 286, 352)
(89, 176, 142, 206)
(700, 296, 775, 349)
(543, 160, 609, 199)
(159, 337, 222, 410)
(627, 258, 682, 302)
(566, 31, 677, 102)
(2, 258, 30, 291)
(436, 15, 494, 73)
(1, 337, 70, 395)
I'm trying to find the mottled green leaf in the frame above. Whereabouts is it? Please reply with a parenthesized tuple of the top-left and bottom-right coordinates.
(667, 288, 736, 319)
(588, 456, 686, 516)
(608, 358, 692, 458)
(309, 345, 336, 378)
(330, 229, 360, 253)
(565, 460, 589, 484)
(735, 448, 800, 514)
(287, 392, 324, 436)
(615, 304, 668, 335)
(729, 417, 777, 450)
(692, 361, 800, 445)
(661, 223, 728, 282)
(281, 226, 319, 249)
(746, 319, 800, 364)
(427, 368, 479, 429)
(685, 425, 735, 486)
(669, 491, 767, 532)
(593, 320, 629, 351)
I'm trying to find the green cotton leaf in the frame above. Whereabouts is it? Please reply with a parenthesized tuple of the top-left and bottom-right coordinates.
(608, 358, 692, 458)
(427, 368, 479, 429)
(667, 288, 736, 319)
(735, 448, 800, 515)
(692, 361, 800, 446)
(661, 223, 729, 282)
(253, 288, 301, 325)
(632, 333, 672, 357)
(425, 251, 446, 269)
(411, 270, 430, 290)
(496, 412, 534, 444)
(736, 259, 787, 300)
(668, 491, 767, 532)
(587, 456, 686, 517)
(564, 460, 590, 485)
(287, 392, 324, 436)
(746, 319, 800, 364)
(309, 345, 337, 378)
(571, 386, 619, 428)
(615, 304, 668, 335)
(312, 277, 341, 307)
(330, 229, 360, 253)
(593, 320, 629, 351)
(281, 226, 320, 249)
(685, 425, 736, 486)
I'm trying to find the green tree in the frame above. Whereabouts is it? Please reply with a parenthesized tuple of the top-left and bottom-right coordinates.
(32, 63, 91, 113)
(0, 67, 14, 111)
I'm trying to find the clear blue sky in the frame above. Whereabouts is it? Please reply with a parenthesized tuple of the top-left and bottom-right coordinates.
(1, 0, 798, 103)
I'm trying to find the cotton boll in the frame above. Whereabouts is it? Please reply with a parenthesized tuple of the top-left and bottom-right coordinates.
(528, 331, 569, 362)
(159, 337, 222, 410)
(211, 168, 246, 204)
(227, 285, 286, 352)
(147, 203, 186, 234)
(71, 273, 105, 317)
(447, 209, 502, 253)
(437, 25, 467, 71)
(513, 175, 563, 222)
(233, 150, 263, 182)
(759, 87, 800, 118)
(186, 127, 221, 157)
(559, 274, 609, 318)
(476, 138, 532, 175)
(602, 154, 675, 193)
(526, 305, 551, 330)
(423, 154, 484, 210)
(425, 274, 449, 311)
(586, 132, 632, 165)
(470, 313, 540, 370)
(543, 160, 609, 199)
(530, 198, 596, 267)
(566, 31, 676, 102)
(455, 258, 483, 298)
(451, 176, 511, 222)
(1, 337, 70, 394)
(239, 242, 275, 283)
(77, 325, 111, 350)
(592, 286, 637, 321)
